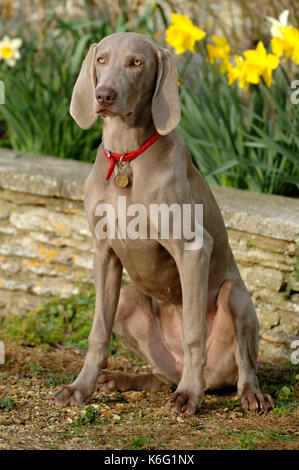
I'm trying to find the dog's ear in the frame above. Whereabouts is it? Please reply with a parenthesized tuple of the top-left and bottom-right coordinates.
(152, 46, 181, 135)
(70, 43, 98, 129)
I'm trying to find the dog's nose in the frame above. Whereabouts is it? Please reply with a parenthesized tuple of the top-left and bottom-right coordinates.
(95, 87, 117, 106)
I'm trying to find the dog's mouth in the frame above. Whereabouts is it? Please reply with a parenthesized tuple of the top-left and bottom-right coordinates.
(96, 107, 133, 119)
(96, 108, 116, 117)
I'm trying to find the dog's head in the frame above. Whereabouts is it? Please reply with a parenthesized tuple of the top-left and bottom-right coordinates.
(70, 32, 180, 135)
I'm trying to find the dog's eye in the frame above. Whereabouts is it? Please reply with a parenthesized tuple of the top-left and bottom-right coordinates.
(97, 57, 105, 64)
(131, 58, 143, 67)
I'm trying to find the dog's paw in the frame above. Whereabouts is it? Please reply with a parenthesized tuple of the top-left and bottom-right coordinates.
(49, 385, 91, 407)
(241, 391, 274, 412)
(166, 390, 203, 415)
(97, 370, 132, 392)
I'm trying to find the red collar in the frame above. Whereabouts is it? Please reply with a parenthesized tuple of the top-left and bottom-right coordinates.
(103, 131, 160, 180)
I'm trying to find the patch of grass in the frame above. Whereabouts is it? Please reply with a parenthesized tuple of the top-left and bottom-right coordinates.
(0, 395, 14, 410)
(71, 406, 100, 427)
(193, 432, 215, 449)
(0, 281, 133, 354)
(232, 433, 259, 450)
(272, 380, 299, 416)
(258, 361, 299, 400)
(44, 372, 78, 388)
(28, 361, 46, 376)
(122, 435, 155, 450)
(260, 363, 299, 416)
(222, 425, 298, 450)
(0, 289, 95, 348)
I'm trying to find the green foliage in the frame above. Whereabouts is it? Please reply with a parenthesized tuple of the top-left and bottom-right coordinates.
(0, 288, 130, 358)
(0, 395, 14, 410)
(0, 290, 95, 348)
(28, 361, 46, 376)
(71, 406, 100, 427)
(277, 385, 292, 400)
(272, 379, 299, 415)
(232, 434, 258, 450)
(44, 372, 78, 387)
(229, 427, 298, 449)
(0, 30, 101, 162)
(177, 58, 299, 196)
(123, 435, 154, 450)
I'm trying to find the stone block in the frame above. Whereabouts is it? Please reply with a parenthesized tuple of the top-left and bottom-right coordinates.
(211, 185, 299, 241)
(238, 265, 285, 292)
(0, 149, 92, 200)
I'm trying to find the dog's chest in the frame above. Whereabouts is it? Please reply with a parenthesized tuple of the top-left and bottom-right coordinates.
(110, 237, 182, 304)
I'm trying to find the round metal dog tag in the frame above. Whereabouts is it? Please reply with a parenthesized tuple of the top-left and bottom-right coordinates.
(115, 173, 129, 188)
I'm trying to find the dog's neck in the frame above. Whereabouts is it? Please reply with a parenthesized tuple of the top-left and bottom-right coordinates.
(101, 100, 156, 154)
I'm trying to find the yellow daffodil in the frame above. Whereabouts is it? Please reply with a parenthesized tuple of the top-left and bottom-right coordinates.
(271, 25, 299, 65)
(266, 9, 289, 38)
(227, 42, 279, 90)
(271, 36, 285, 59)
(206, 36, 231, 72)
(165, 13, 206, 54)
(227, 55, 251, 91)
(0, 35, 22, 67)
(243, 42, 279, 87)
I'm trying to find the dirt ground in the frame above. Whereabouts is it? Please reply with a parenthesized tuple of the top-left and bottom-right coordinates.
(0, 343, 298, 450)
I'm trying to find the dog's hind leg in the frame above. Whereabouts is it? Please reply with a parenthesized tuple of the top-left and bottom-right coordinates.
(97, 285, 182, 393)
(205, 280, 274, 411)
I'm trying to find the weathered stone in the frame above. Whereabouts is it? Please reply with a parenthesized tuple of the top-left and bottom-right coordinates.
(288, 274, 299, 292)
(256, 308, 280, 330)
(71, 253, 93, 271)
(211, 185, 299, 241)
(0, 271, 81, 298)
(228, 229, 296, 255)
(257, 307, 298, 337)
(0, 289, 47, 316)
(30, 231, 94, 253)
(260, 331, 298, 346)
(238, 265, 285, 292)
(0, 220, 17, 235)
(258, 338, 289, 360)
(0, 276, 32, 293)
(0, 188, 84, 214)
(21, 257, 93, 281)
(0, 236, 94, 272)
(10, 206, 90, 237)
(252, 289, 299, 312)
(31, 277, 80, 298)
(0, 149, 91, 200)
(0, 200, 11, 220)
(261, 333, 285, 344)
(0, 257, 21, 274)
(232, 246, 294, 272)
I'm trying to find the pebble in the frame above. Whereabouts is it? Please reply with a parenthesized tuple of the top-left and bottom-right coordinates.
(112, 414, 121, 421)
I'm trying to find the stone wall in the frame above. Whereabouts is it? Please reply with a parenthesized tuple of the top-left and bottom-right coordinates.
(0, 149, 298, 359)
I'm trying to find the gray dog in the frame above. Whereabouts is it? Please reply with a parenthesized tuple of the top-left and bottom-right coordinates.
(50, 32, 273, 415)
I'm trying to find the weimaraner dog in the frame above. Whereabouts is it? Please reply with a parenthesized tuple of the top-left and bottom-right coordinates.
(50, 32, 274, 415)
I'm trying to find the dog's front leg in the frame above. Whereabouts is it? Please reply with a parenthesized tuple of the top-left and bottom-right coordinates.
(50, 247, 122, 407)
(164, 230, 213, 415)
